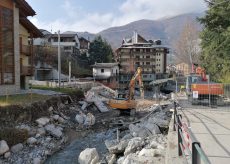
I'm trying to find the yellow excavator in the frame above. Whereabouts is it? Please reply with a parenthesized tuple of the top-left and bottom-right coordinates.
(108, 67, 144, 115)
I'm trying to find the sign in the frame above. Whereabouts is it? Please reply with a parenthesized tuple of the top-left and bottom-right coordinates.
(193, 91, 198, 99)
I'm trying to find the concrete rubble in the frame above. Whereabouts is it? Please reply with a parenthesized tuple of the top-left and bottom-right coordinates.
(103, 104, 171, 164)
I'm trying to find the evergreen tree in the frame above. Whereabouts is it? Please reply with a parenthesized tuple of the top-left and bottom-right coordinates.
(198, 0, 230, 82)
(88, 36, 113, 64)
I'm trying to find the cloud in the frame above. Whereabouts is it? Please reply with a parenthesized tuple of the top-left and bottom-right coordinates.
(29, 0, 207, 33)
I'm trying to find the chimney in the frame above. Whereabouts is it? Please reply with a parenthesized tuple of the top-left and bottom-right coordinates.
(133, 31, 138, 44)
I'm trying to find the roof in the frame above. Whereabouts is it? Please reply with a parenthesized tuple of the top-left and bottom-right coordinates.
(92, 63, 119, 68)
(79, 37, 90, 42)
(50, 34, 78, 38)
(16, 0, 36, 16)
(20, 18, 43, 38)
(117, 45, 169, 50)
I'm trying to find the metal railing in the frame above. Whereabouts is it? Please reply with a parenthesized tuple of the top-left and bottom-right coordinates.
(173, 102, 211, 164)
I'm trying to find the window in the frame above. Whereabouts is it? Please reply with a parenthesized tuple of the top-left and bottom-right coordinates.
(146, 56, 150, 58)
(0, 7, 14, 85)
(101, 69, 104, 73)
(146, 62, 150, 65)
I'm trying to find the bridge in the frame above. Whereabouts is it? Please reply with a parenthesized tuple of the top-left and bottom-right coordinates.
(166, 94, 230, 164)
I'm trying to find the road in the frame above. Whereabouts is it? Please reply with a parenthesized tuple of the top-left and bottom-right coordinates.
(181, 106, 230, 164)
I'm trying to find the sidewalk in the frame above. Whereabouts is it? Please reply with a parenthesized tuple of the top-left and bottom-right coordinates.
(181, 108, 230, 164)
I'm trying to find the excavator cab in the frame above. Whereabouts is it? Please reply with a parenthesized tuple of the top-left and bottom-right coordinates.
(108, 67, 144, 116)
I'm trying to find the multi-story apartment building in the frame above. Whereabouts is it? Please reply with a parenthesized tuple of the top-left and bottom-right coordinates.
(0, 0, 42, 95)
(116, 32, 169, 86)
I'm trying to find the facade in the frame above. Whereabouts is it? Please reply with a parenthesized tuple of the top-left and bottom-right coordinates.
(92, 63, 119, 89)
(0, 0, 42, 95)
(48, 33, 80, 55)
(79, 37, 90, 56)
(116, 32, 169, 86)
(176, 62, 190, 76)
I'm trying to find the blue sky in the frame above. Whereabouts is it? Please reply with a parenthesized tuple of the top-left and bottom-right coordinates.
(27, 0, 207, 33)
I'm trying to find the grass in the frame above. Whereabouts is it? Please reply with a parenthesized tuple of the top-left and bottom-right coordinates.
(32, 85, 81, 94)
(0, 94, 50, 106)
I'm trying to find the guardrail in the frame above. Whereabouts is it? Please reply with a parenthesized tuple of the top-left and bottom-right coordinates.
(173, 101, 211, 164)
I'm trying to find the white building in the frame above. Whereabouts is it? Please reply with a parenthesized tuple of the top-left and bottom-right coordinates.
(92, 63, 119, 88)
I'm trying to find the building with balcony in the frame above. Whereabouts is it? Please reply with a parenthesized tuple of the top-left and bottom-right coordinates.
(116, 32, 169, 86)
(48, 33, 80, 56)
(92, 63, 119, 89)
(0, 0, 42, 95)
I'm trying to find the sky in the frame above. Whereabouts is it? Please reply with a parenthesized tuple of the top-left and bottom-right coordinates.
(27, 0, 207, 34)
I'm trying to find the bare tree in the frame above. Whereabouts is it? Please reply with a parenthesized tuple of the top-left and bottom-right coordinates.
(173, 20, 201, 68)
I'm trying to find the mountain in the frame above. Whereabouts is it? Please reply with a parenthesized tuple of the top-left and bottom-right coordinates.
(98, 13, 203, 49)
(62, 13, 203, 49)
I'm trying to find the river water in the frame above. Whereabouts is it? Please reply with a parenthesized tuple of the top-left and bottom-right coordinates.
(45, 129, 116, 164)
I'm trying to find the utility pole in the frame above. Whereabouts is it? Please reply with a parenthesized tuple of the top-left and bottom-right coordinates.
(69, 61, 71, 83)
(58, 30, 61, 88)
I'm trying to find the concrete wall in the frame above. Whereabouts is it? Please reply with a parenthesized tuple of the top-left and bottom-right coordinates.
(93, 66, 119, 78)
(0, 4, 20, 95)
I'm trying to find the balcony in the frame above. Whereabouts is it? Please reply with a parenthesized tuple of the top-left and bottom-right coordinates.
(20, 45, 32, 56)
(21, 66, 34, 76)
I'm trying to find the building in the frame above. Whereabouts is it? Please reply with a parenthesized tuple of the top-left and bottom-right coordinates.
(92, 63, 119, 89)
(79, 37, 90, 56)
(48, 33, 80, 55)
(0, 0, 43, 95)
(176, 62, 190, 76)
(116, 32, 169, 86)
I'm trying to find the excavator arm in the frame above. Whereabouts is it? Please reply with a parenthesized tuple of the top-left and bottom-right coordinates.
(128, 67, 144, 100)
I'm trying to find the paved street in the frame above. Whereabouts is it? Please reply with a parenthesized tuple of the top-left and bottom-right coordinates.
(181, 107, 230, 164)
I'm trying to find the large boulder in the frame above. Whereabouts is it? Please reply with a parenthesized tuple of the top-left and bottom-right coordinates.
(105, 139, 129, 154)
(0, 140, 9, 155)
(148, 116, 170, 129)
(11, 143, 23, 153)
(36, 117, 50, 126)
(78, 148, 99, 164)
(45, 124, 63, 138)
(143, 123, 161, 135)
(124, 137, 145, 156)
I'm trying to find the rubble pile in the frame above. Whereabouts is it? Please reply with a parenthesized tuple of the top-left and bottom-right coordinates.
(78, 105, 172, 164)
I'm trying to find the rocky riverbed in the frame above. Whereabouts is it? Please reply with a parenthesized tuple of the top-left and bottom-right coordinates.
(0, 86, 173, 164)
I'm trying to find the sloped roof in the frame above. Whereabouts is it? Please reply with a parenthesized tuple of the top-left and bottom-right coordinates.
(16, 0, 36, 16)
(92, 63, 119, 68)
(136, 34, 148, 43)
(20, 18, 43, 38)
(50, 34, 78, 38)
